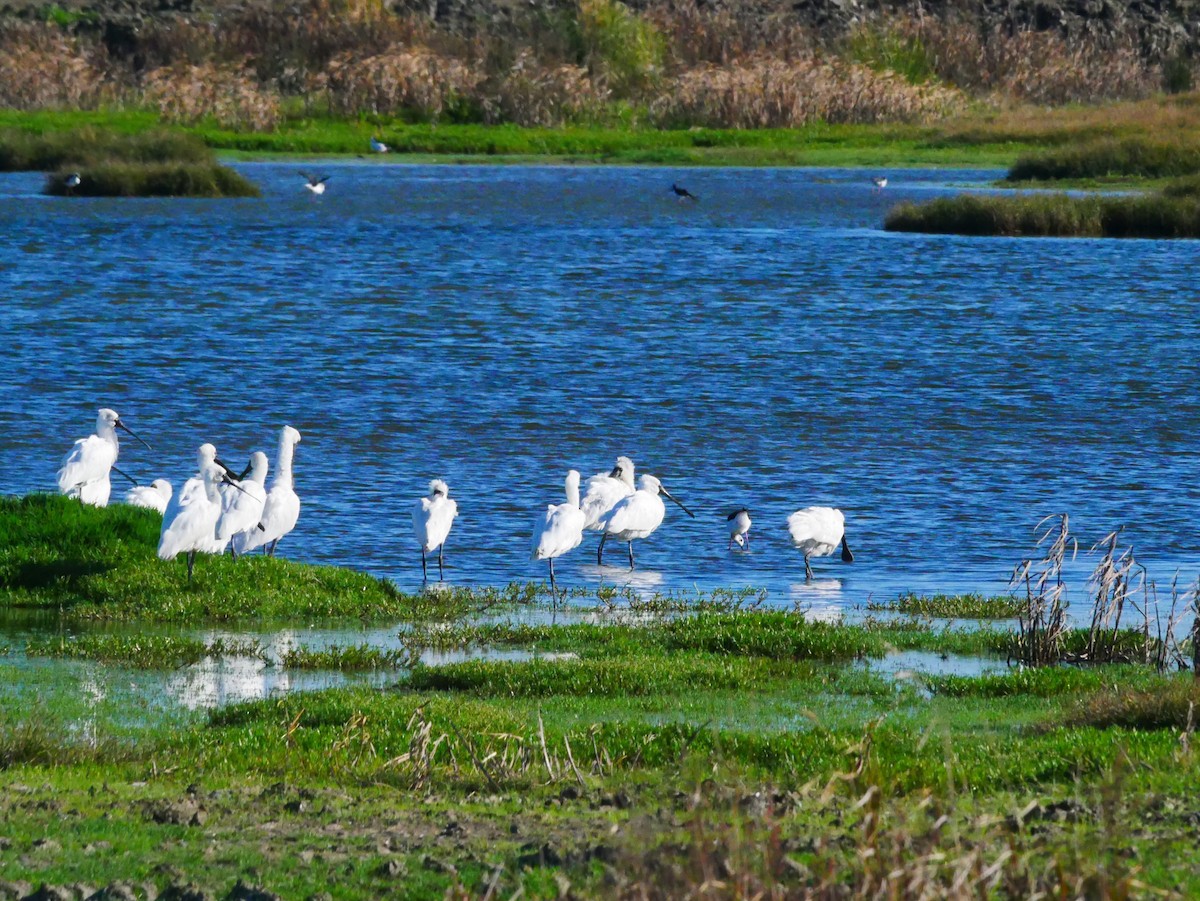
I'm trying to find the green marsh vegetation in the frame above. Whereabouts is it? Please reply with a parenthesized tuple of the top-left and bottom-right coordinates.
(4, 498, 1200, 896)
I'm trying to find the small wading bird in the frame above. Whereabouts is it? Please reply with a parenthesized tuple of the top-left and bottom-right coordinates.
(232, 426, 302, 557)
(158, 444, 243, 581)
(370, 136, 389, 154)
(580, 456, 636, 565)
(216, 451, 268, 557)
(124, 478, 172, 514)
(600, 474, 694, 569)
(787, 506, 854, 580)
(413, 479, 457, 581)
(727, 507, 751, 549)
(671, 183, 699, 202)
(531, 470, 587, 600)
(65, 172, 81, 196)
(58, 408, 151, 507)
(872, 176, 888, 192)
(302, 173, 330, 195)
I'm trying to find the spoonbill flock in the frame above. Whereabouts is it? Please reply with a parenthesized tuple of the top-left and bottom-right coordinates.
(56, 410, 856, 590)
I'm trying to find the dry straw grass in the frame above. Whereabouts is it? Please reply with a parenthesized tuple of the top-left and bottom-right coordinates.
(650, 57, 964, 128)
(0, 24, 115, 110)
(143, 63, 282, 131)
(322, 45, 482, 119)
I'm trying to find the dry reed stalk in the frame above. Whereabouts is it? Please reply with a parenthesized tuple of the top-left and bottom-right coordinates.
(1010, 513, 1075, 667)
(649, 56, 964, 129)
(142, 62, 282, 130)
(0, 24, 116, 109)
(486, 51, 610, 126)
(321, 44, 483, 118)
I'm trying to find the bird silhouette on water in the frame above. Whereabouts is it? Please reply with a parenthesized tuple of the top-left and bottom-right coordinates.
(671, 183, 699, 202)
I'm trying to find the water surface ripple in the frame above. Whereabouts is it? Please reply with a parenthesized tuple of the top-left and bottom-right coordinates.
(3, 164, 1197, 607)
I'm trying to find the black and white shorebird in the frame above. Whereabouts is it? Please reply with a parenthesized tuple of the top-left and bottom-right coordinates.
(727, 507, 751, 549)
(370, 135, 389, 154)
(671, 182, 699, 202)
(65, 172, 81, 196)
(301, 173, 330, 195)
(871, 176, 888, 192)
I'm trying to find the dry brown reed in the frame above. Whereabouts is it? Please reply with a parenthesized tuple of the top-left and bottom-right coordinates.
(1010, 514, 1075, 667)
(321, 45, 482, 119)
(143, 62, 282, 131)
(650, 57, 964, 129)
(0, 23, 116, 110)
(487, 51, 610, 126)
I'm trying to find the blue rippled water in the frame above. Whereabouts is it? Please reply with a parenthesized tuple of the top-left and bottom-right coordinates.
(3, 163, 1197, 610)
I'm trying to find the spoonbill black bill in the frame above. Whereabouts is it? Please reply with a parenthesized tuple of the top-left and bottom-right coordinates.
(57, 408, 150, 507)
(531, 470, 587, 599)
(787, 506, 854, 580)
(600, 474, 694, 569)
(413, 479, 458, 581)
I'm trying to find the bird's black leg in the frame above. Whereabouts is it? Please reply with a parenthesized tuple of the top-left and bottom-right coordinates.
(187, 551, 195, 584)
(841, 537, 855, 563)
(438, 544, 445, 581)
(268, 540, 278, 557)
(597, 533, 607, 566)
(804, 556, 813, 581)
(229, 545, 239, 560)
(549, 558, 557, 606)
(627, 541, 635, 570)
(421, 549, 428, 582)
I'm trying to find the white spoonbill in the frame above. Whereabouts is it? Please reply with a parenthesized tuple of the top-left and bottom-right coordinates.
(57, 408, 150, 507)
(580, 456, 635, 565)
(531, 470, 587, 598)
(216, 451, 268, 557)
(232, 426, 302, 557)
(302, 173, 329, 195)
(727, 507, 751, 549)
(370, 136, 389, 153)
(600, 474, 694, 569)
(413, 479, 457, 581)
(158, 446, 228, 582)
(787, 506, 854, 580)
(124, 479, 172, 514)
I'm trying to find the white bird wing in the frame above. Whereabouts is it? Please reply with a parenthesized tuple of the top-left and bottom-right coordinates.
(603, 492, 663, 538)
(125, 485, 166, 512)
(786, 507, 845, 552)
(257, 486, 301, 545)
(57, 435, 114, 493)
(158, 476, 217, 560)
(532, 503, 586, 560)
(416, 497, 457, 552)
(580, 474, 631, 529)
(216, 481, 267, 541)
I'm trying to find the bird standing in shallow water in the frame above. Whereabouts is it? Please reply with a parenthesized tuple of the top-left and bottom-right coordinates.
(232, 426, 302, 557)
(532, 470, 587, 600)
(65, 173, 81, 196)
(302, 173, 330, 195)
(872, 176, 888, 192)
(671, 183, 699, 202)
(580, 456, 636, 565)
(58, 408, 150, 507)
(125, 479, 172, 514)
(600, 474, 694, 569)
(413, 479, 457, 581)
(787, 506, 854, 580)
(727, 508, 751, 549)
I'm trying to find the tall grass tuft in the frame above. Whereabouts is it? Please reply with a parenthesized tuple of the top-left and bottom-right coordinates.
(1009, 137, 1200, 181)
(577, 0, 664, 97)
(45, 162, 261, 197)
(143, 62, 283, 131)
(322, 45, 483, 120)
(0, 126, 210, 171)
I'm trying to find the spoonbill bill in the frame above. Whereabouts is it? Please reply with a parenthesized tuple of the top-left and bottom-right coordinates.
(57, 408, 150, 507)
(727, 508, 751, 548)
(232, 426, 302, 557)
(158, 445, 229, 581)
(216, 451, 268, 557)
(600, 474, 694, 569)
(302, 173, 329, 195)
(413, 479, 457, 581)
(787, 506, 854, 580)
(531, 470, 586, 599)
(580, 456, 635, 565)
(124, 479, 172, 514)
